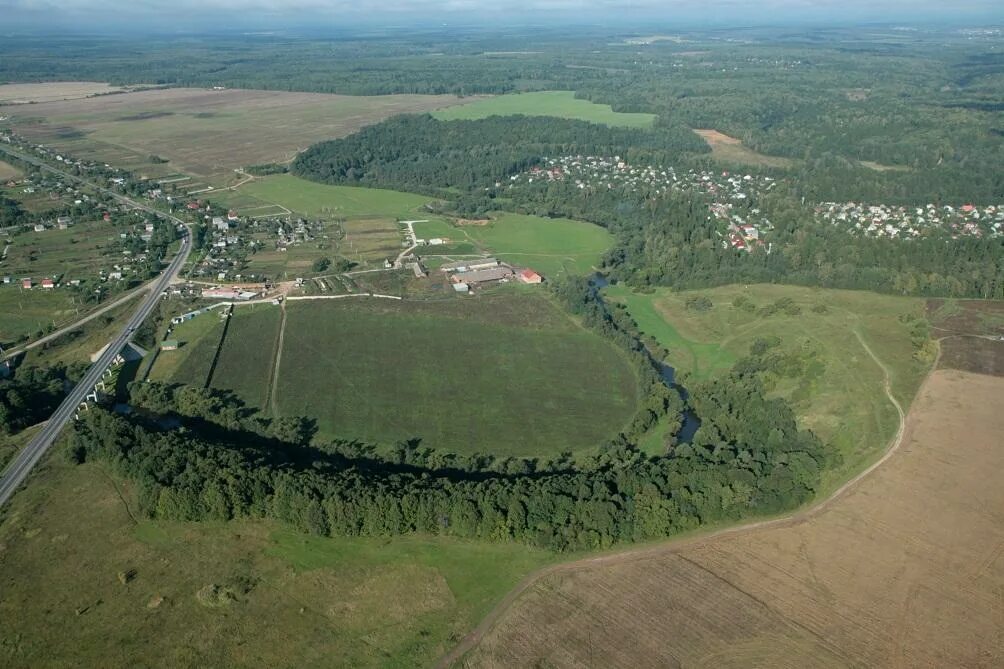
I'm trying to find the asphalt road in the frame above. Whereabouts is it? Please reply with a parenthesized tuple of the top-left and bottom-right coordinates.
(0, 145, 192, 508)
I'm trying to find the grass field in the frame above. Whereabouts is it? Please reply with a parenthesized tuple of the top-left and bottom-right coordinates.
(0, 160, 22, 181)
(207, 305, 282, 409)
(242, 174, 433, 219)
(275, 294, 638, 456)
(22, 298, 138, 367)
(433, 91, 657, 128)
(0, 82, 130, 104)
(149, 310, 227, 387)
(463, 213, 614, 277)
(461, 368, 1004, 669)
(0, 460, 554, 668)
(1, 87, 467, 185)
(606, 283, 930, 489)
(1, 220, 131, 279)
(692, 129, 796, 168)
(0, 287, 84, 344)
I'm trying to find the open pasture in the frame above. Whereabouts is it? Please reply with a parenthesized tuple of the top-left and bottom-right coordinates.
(0, 460, 554, 668)
(461, 368, 1004, 669)
(0, 81, 131, 105)
(0, 88, 466, 184)
(207, 305, 283, 409)
(606, 283, 930, 488)
(432, 91, 657, 128)
(273, 293, 638, 457)
(0, 286, 84, 345)
(464, 213, 614, 277)
(342, 218, 405, 264)
(693, 128, 796, 168)
(0, 160, 22, 181)
(241, 174, 433, 219)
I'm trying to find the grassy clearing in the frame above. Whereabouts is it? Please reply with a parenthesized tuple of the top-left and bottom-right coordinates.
(23, 298, 138, 367)
(242, 174, 433, 219)
(0, 160, 22, 181)
(276, 293, 638, 457)
(0, 287, 83, 344)
(411, 219, 459, 240)
(692, 129, 796, 168)
(149, 310, 226, 387)
(606, 283, 930, 490)
(0, 460, 554, 668)
(433, 91, 657, 128)
(464, 213, 614, 277)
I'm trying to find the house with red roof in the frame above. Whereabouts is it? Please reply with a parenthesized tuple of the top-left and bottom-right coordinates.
(517, 268, 543, 284)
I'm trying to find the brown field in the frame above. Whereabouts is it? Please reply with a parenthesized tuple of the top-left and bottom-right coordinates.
(0, 82, 133, 105)
(0, 87, 467, 185)
(458, 367, 1004, 668)
(0, 160, 22, 181)
(693, 129, 796, 168)
(929, 299, 1004, 376)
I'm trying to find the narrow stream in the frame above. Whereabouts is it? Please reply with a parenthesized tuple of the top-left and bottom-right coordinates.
(589, 274, 701, 444)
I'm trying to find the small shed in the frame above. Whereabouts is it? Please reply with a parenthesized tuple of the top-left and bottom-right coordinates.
(160, 340, 180, 351)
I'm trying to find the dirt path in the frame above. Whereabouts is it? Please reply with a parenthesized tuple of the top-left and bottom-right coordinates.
(436, 328, 919, 668)
(266, 301, 287, 417)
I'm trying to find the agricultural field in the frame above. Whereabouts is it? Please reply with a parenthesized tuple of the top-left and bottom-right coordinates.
(460, 368, 1004, 669)
(606, 283, 931, 489)
(432, 91, 657, 128)
(0, 81, 132, 104)
(463, 213, 615, 277)
(0, 460, 554, 668)
(692, 129, 796, 168)
(0, 287, 85, 345)
(255, 293, 639, 457)
(0, 160, 22, 181)
(342, 219, 405, 264)
(0, 87, 467, 185)
(206, 305, 283, 410)
(147, 309, 227, 387)
(928, 298, 1004, 376)
(240, 174, 433, 219)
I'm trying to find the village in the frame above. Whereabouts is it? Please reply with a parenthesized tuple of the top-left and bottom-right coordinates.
(505, 155, 1003, 251)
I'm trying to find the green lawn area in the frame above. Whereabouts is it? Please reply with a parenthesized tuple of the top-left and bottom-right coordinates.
(411, 219, 459, 240)
(148, 309, 225, 386)
(275, 293, 638, 457)
(241, 174, 433, 219)
(432, 91, 657, 128)
(607, 283, 931, 491)
(0, 286, 83, 345)
(0, 460, 554, 668)
(465, 213, 614, 277)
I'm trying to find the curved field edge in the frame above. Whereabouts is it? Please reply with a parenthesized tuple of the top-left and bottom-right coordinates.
(452, 368, 1004, 668)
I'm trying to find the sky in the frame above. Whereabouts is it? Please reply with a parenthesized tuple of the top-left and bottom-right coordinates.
(1, 0, 1001, 31)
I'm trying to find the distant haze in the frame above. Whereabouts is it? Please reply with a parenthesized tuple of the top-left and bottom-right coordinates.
(1, 0, 1001, 32)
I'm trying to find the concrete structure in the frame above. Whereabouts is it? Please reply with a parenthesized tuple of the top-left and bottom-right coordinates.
(160, 340, 179, 351)
(451, 265, 514, 285)
(440, 258, 499, 273)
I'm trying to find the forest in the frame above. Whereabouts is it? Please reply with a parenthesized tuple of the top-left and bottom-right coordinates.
(68, 280, 831, 551)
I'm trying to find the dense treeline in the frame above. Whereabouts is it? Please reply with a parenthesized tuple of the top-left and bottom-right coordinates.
(0, 364, 82, 434)
(292, 114, 708, 193)
(71, 348, 827, 551)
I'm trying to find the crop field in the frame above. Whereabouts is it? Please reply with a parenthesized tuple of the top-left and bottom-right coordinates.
(148, 309, 227, 387)
(206, 305, 283, 409)
(464, 213, 614, 277)
(606, 283, 931, 489)
(461, 368, 1004, 669)
(240, 174, 433, 219)
(272, 293, 638, 456)
(342, 218, 405, 264)
(432, 91, 657, 128)
(0, 460, 554, 668)
(0, 160, 22, 181)
(928, 298, 1004, 376)
(0, 286, 84, 345)
(0, 81, 132, 105)
(692, 129, 796, 168)
(0, 87, 466, 185)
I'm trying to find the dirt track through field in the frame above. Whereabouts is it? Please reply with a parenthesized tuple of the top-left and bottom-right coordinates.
(448, 330, 1004, 667)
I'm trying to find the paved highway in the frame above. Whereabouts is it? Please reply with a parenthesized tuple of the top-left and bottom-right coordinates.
(0, 145, 192, 508)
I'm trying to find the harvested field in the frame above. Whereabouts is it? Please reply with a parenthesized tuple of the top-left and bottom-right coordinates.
(693, 128, 795, 168)
(929, 298, 1004, 376)
(0, 81, 131, 104)
(0, 87, 466, 184)
(458, 368, 1004, 669)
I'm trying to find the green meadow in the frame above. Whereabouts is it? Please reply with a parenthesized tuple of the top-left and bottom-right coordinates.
(465, 213, 614, 277)
(607, 283, 931, 490)
(241, 174, 433, 219)
(433, 91, 657, 128)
